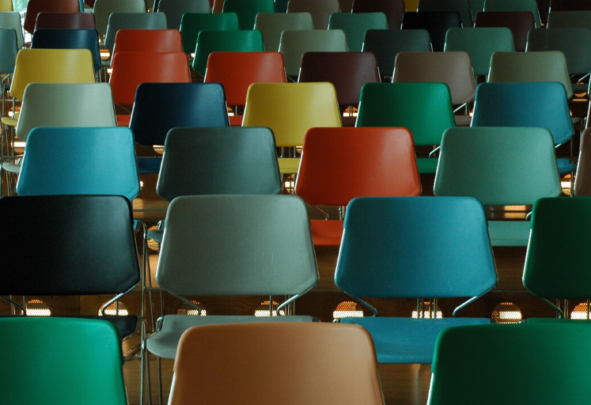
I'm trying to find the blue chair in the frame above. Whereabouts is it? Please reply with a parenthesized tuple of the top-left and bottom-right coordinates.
(335, 197, 497, 363)
(129, 83, 230, 174)
(31, 28, 101, 72)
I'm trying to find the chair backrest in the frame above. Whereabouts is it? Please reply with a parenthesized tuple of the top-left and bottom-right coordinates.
(484, 0, 541, 27)
(180, 12, 239, 53)
(24, 0, 79, 33)
(156, 195, 318, 296)
(15, 83, 116, 142)
(192, 29, 264, 75)
(109, 52, 191, 106)
(488, 51, 573, 98)
(130, 83, 229, 146)
(222, 0, 274, 29)
(418, 0, 473, 27)
(295, 127, 421, 206)
(327, 12, 388, 52)
(547, 10, 591, 28)
(474, 11, 535, 51)
(551, 0, 591, 10)
(469, 0, 484, 17)
(112, 29, 183, 58)
(393, 51, 476, 105)
(10, 49, 95, 101)
(526, 28, 591, 75)
(287, 0, 341, 29)
(254, 12, 315, 51)
(0, 195, 140, 296)
(35, 12, 95, 30)
(104, 12, 168, 53)
(575, 129, 591, 196)
(298, 52, 380, 107)
(335, 196, 497, 298)
(157, 127, 281, 201)
(352, 0, 406, 29)
(278, 29, 348, 76)
(0, 12, 24, 48)
(243, 83, 342, 147)
(429, 323, 591, 405)
(444, 27, 514, 76)
(0, 0, 12, 11)
(204, 51, 286, 106)
(17, 127, 139, 200)
(362, 29, 432, 79)
(402, 11, 462, 51)
(434, 127, 561, 205)
(0, 28, 18, 75)
(31, 28, 101, 72)
(171, 323, 383, 405)
(93, 0, 146, 36)
(157, 0, 211, 29)
(356, 82, 455, 146)
(0, 318, 126, 405)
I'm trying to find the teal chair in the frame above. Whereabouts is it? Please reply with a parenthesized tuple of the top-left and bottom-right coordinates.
(484, 0, 541, 28)
(179, 12, 239, 54)
(222, 0, 274, 30)
(327, 12, 388, 52)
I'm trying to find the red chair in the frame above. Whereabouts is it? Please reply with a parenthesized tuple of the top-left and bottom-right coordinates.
(295, 127, 421, 245)
(111, 29, 184, 59)
(35, 12, 96, 30)
(204, 52, 286, 126)
(24, 0, 80, 34)
(475, 11, 535, 51)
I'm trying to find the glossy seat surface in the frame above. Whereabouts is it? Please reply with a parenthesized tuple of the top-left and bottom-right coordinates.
(112, 29, 183, 57)
(104, 13, 168, 53)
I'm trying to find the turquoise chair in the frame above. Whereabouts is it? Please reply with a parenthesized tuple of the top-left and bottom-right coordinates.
(327, 12, 389, 52)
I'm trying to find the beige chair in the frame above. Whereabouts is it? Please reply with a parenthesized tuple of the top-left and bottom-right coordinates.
(254, 12, 314, 51)
(93, 0, 146, 36)
(287, 0, 340, 29)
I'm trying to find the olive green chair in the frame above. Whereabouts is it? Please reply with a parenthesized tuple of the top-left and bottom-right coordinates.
(433, 127, 561, 246)
(484, 0, 541, 28)
(444, 27, 515, 76)
(255, 12, 314, 51)
(428, 322, 591, 405)
(356, 82, 455, 174)
(0, 317, 126, 405)
(547, 10, 591, 29)
(327, 12, 388, 52)
(222, 0, 275, 30)
(180, 12, 239, 54)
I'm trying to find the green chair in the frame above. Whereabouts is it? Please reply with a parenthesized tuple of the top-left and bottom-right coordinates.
(180, 12, 239, 54)
(192, 29, 264, 76)
(356, 82, 455, 174)
(255, 12, 314, 51)
(484, 0, 541, 28)
(327, 12, 388, 52)
(444, 27, 515, 76)
(0, 317, 126, 405)
(547, 10, 591, 29)
(428, 322, 591, 405)
(469, 0, 485, 19)
(222, 0, 275, 30)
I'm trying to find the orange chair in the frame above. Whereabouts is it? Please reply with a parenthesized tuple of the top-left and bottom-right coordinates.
(24, 0, 80, 34)
(111, 29, 184, 58)
(204, 51, 286, 125)
(295, 127, 421, 245)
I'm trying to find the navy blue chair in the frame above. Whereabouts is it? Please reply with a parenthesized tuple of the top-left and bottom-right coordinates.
(335, 197, 497, 364)
(31, 28, 101, 72)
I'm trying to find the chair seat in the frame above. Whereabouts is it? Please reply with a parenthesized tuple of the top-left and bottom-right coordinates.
(341, 316, 490, 363)
(310, 219, 344, 246)
(417, 157, 438, 174)
(488, 220, 531, 246)
(558, 158, 577, 174)
(278, 157, 300, 174)
(137, 157, 162, 174)
(147, 314, 316, 359)
(229, 114, 243, 126)
(454, 114, 471, 126)
(116, 114, 131, 127)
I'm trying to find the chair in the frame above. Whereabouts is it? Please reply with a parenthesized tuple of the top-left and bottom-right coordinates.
(112, 29, 183, 57)
(145, 194, 319, 361)
(275, 0, 289, 12)
(0, 29, 18, 114)
(222, 0, 274, 30)
(23, 0, 79, 34)
(278, 29, 348, 77)
(362, 29, 432, 81)
(484, 0, 541, 27)
(393, 51, 476, 126)
(352, 0, 406, 29)
(243, 83, 342, 175)
(192, 30, 264, 76)
(335, 196, 497, 363)
(428, 322, 591, 404)
(474, 11, 535, 51)
(295, 127, 421, 246)
(547, 10, 591, 28)
(180, 12, 239, 54)
(469, 0, 485, 17)
(104, 12, 167, 54)
(298, 52, 380, 126)
(157, 0, 211, 30)
(287, 0, 341, 29)
(0, 0, 12, 11)
(406, 0, 420, 10)
(356, 82, 456, 174)
(93, 0, 145, 36)
(444, 27, 515, 76)
(254, 12, 315, 51)
(35, 12, 96, 30)
(204, 52, 286, 125)
(575, 129, 591, 196)
(402, 11, 462, 51)
(0, 12, 24, 49)
(169, 323, 383, 405)
(434, 127, 561, 246)
(551, 0, 591, 10)
(31, 29, 101, 73)
(418, 0, 473, 27)
(0, 318, 127, 405)
(327, 12, 388, 52)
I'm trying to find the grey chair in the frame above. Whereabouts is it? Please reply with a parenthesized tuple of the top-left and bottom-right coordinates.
(157, 0, 211, 30)
(0, 12, 24, 48)
(93, 0, 146, 36)
(254, 12, 314, 51)
(418, 0, 473, 27)
(0, 29, 18, 114)
(104, 12, 167, 54)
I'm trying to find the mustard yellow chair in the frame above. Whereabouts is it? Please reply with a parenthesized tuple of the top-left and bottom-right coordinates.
(0, 0, 13, 11)
(405, 0, 419, 11)
(242, 82, 342, 174)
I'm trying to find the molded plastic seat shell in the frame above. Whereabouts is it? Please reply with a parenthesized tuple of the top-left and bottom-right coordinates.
(104, 13, 168, 53)
(474, 11, 534, 51)
(112, 29, 183, 57)
(352, 0, 405, 29)
(327, 12, 388, 52)
(31, 28, 101, 72)
(254, 12, 315, 51)
(0, 12, 24, 48)
(35, 12, 96, 30)
(157, 0, 210, 30)
(287, 0, 341, 29)
(418, 0, 473, 27)
(483, 0, 541, 27)
(0, 29, 18, 75)
(24, 0, 79, 33)
(526, 28, 591, 76)
(222, 0, 274, 30)
(402, 11, 462, 51)
(93, 0, 145, 36)
(180, 12, 239, 53)
(547, 10, 591, 29)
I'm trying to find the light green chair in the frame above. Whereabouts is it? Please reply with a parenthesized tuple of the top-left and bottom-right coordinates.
(547, 10, 591, 29)
(222, 0, 275, 30)
(327, 12, 388, 52)
(433, 127, 561, 246)
(254, 12, 315, 51)
(180, 12, 239, 54)
(484, 0, 541, 28)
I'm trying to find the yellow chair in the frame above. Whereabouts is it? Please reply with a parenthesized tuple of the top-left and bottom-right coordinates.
(0, 0, 13, 11)
(405, 0, 419, 11)
(242, 82, 342, 174)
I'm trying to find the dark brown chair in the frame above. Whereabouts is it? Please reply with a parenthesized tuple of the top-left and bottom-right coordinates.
(35, 12, 96, 30)
(475, 11, 535, 51)
(550, 0, 591, 10)
(402, 11, 462, 51)
(23, 0, 80, 34)
(298, 52, 380, 126)
(352, 0, 406, 29)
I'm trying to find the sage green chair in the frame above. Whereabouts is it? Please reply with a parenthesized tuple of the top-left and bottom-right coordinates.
(356, 82, 455, 174)
(93, 0, 145, 36)
(327, 12, 388, 52)
(180, 12, 239, 54)
(0, 317, 126, 405)
(433, 127, 561, 246)
(484, 0, 541, 28)
(547, 10, 591, 29)
(222, 0, 274, 30)
(444, 27, 515, 76)
(255, 12, 315, 51)
(428, 322, 591, 405)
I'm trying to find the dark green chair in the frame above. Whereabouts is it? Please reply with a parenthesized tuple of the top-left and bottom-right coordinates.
(222, 0, 275, 30)
(327, 12, 389, 52)
(180, 12, 239, 54)
(192, 29, 264, 75)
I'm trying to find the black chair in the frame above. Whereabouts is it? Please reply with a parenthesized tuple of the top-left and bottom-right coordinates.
(417, 0, 473, 27)
(402, 11, 462, 51)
